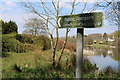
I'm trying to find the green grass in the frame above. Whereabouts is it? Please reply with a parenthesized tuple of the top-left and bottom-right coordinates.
(2, 49, 54, 71)
(92, 44, 108, 47)
(1, 48, 120, 78)
(2, 49, 75, 78)
(2, 52, 36, 71)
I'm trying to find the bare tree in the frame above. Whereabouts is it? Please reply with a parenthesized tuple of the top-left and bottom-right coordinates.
(21, 0, 102, 68)
(106, 1, 120, 26)
(96, 1, 119, 26)
(23, 18, 46, 36)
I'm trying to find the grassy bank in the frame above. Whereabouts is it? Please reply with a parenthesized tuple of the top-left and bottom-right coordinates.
(2, 50, 120, 79)
(2, 50, 75, 78)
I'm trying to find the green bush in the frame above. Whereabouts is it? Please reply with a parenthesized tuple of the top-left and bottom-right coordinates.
(2, 38, 25, 53)
(2, 52, 10, 57)
(13, 63, 33, 72)
(2, 35, 34, 53)
(15, 34, 22, 41)
(2, 33, 50, 53)
(10, 63, 72, 78)
(2, 33, 17, 39)
(24, 43, 34, 51)
(69, 53, 76, 68)
(83, 59, 98, 74)
(16, 34, 34, 44)
(33, 35, 51, 50)
(16, 34, 51, 50)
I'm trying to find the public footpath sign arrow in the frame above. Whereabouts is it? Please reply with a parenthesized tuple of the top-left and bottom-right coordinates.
(58, 12, 103, 79)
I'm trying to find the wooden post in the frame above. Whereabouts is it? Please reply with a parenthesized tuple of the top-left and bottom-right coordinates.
(76, 28, 84, 79)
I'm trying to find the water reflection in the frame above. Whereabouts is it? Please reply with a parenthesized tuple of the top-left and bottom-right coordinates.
(84, 46, 120, 73)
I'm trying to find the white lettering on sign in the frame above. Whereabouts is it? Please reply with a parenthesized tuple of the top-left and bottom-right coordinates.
(63, 22, 101, 27)
(58, 12, 103, 28)
(64, 16, 94, 22)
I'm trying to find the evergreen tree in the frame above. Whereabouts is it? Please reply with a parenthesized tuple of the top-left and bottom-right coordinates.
(103, 33, 107, 39)
(2, 20, 18, 34)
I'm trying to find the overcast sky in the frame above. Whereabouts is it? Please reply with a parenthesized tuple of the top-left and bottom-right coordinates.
(0, 1, 118, 37)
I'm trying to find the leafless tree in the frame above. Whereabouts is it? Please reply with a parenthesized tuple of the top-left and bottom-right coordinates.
(96, 1, 119, 26)
(106, 1, 120, 26)
(21, 0, 104, 68)
(23, 18, 47, 36)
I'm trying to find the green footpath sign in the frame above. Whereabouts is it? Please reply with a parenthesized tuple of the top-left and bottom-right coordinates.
(58, 12, 103, 28)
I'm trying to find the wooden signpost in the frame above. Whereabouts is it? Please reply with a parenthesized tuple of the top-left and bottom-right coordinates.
(58, 12, 103, 78)
(58, 12, 103, 28)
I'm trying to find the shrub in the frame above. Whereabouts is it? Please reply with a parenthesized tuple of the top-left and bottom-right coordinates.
(2, 37, 34, 53)
(33, 35, 51, 50)
(2, 38, 25, 53)
(2, 33, 50, 53)
(16, 34, 34, 44)
(15, 34, 22, 41)
(57, 39, 76, 52)
(11, 63, 72, 78)
(95, 67, 120, 78)
(57, 39, 64, 50)
(16, 34, 51, 50)
(83, 59, 98, 74)
(13, 63, 33, 72)
(65, 43, 76, 52)
(24, 43, 34, 51)
(2, 52, 10, 57)
(69, 53, 76, 68)
(2, 33, 17, 39)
